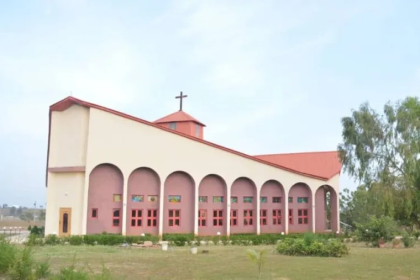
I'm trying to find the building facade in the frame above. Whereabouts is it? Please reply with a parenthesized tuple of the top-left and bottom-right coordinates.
(45, 96, 341, 237)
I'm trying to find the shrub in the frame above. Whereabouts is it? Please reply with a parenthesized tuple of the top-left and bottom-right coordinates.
(8, 247, 35, 280)
(401, 234, 416, 248)
(44, 234, 61, 245)
(276, 238, 349, 257)
(0, 237, 17, 274)
(355, 216, 398, 247)
(69, 235, 84, 246)
(29, 226, 45, 237)
(162, 234, 194, 246)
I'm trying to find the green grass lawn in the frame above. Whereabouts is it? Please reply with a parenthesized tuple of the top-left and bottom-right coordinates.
(30, 243, 420, 280)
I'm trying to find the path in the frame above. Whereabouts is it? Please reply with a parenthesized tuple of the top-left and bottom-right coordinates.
(5, 230, 30, 244)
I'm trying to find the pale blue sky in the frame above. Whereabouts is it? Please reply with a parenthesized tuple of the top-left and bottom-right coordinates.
(0, 0, 419, 207)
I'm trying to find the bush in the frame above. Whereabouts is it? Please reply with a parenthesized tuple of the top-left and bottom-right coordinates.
(0, 237, 17, 274)
(29, 226, 45, 237)
(355, 216, 398, 247)
(401, 234, 416, 248)
(276, 238, 349, 257)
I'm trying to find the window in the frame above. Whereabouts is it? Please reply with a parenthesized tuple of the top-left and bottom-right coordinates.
(168, 195, 181, 203)
(243, 197, 253, 203)
(213, 210, 223, 226)
(231, 197, 238, 203)
(213, 196, 223, 203)
(169, 122, 176, 129)
(91, 208, 98, 218)
(260, 197, 267, 203)
(288, 197, 293, 203)
(297, 197, 309, 203)
(272, 197, 281, 203)
(298, 209, 309, 224)
(199, 196, 208, 203)
(244, 210, 253, 226)
(168, 210, 180, 226)
(260, 210, 267, 225)
(147, 209, 157, 227)
(198, 209, 207, 226)
(113, 194, 122, 202)
(131, 195, 144, 202)
(288, 209, 293, 225)
(131, 209, 142, 227)
(230, 210, 238, 226)
(195, 124, 200, 137)
(148, 195, 158, 203)
(273, 210, 282, 225)
(112, 209, 121, 227)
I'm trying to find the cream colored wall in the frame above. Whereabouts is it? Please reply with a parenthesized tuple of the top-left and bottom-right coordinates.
(48, 105, 90, 167)
(46, 104, 90, 235)
(45, 172, 85, 235)
(80, 107, 340, 234)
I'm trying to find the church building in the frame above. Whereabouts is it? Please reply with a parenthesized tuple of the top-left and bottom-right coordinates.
(45, 94, 342, 237)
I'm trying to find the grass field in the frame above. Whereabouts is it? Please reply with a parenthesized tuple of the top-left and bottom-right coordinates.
(30, 243, 420, 280)
(0, 220, 44, 228)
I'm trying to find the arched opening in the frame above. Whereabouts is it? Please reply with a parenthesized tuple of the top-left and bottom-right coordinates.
(87, 163, 124, 234)
(288, 183, 312, 233)
(315, 185, 338, 233)
(127, 167, 160, 236)
(231, 177, 257, 234)
(163, 171, 195, 234)
(198, 174, 227, 236)
(260, 180, 285, 234)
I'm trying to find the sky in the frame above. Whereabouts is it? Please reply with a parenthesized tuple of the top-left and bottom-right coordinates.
(0, 0, 419, 207)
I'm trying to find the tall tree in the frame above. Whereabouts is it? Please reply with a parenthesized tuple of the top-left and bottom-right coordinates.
(338, 96, 420, 227)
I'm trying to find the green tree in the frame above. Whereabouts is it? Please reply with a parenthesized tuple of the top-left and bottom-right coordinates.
(338, 96, 420, 228)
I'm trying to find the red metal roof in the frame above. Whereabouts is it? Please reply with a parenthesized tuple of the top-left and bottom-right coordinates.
(254, 151, 342, 180)
(46, 96, 342, 186)
(154, 111, 206, 126)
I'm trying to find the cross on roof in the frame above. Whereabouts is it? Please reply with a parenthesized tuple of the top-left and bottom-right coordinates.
(175, 91, 188, 111)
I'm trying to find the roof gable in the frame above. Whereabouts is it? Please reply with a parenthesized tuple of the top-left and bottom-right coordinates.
(47, 96, 342, 183)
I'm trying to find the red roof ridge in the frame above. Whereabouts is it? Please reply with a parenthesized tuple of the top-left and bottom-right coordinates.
(254, 150, 339, 157)
(46, 96, 334, 186)
(153, 110, 206, 126)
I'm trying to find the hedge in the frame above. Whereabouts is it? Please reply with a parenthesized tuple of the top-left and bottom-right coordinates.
(28, 232, 345, 247)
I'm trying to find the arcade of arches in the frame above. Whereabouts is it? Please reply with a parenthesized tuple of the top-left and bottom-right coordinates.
(87, 164, 339, 235)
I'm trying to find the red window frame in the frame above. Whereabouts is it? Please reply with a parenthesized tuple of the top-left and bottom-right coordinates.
(147, 209, 158, 227)
(244, 210, 253, 226)
(273, 209, 282, 225)
(213, 210, 223, 226)
(168, 209, 181, 227)
(112, 208, 121, 227)
(298, 209, 309, 225)
(288, 209, 293, 225)
(131, 209, 142, 227)
(198, 209, 207, 227)
(230, 209, 238, 226)
(91, 208, 98, 219)
(260, 209, 267, 226)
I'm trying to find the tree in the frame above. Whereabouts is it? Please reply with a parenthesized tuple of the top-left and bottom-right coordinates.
(338, 96, 420, 227)
(10, 207, 16, 216)
(246, 249, 267, 280)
